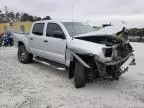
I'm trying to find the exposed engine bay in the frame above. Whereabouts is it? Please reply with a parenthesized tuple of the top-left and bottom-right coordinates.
(75, 27, 129, 46)
(75, 35, 123, 46)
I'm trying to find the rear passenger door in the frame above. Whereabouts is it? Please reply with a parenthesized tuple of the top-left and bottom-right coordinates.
(43, 23, 66, 64)
(29, 23, 46, 57)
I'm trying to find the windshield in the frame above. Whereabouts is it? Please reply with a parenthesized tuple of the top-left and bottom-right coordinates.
(62, 22, 95, 36)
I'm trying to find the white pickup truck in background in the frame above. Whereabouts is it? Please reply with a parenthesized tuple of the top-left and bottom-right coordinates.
(14, 20, 136, 88)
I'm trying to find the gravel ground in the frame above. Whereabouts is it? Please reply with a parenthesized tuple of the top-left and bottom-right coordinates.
(0, 43, 144, 108)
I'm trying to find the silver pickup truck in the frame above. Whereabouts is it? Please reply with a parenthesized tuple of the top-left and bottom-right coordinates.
(14, 20, 136, 88)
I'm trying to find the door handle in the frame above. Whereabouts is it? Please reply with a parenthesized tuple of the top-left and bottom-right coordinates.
(43, 40, 48, 43)
(30, 38, 33, 40)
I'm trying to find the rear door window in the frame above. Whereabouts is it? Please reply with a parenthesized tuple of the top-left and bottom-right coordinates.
(32, 23, 44, 36)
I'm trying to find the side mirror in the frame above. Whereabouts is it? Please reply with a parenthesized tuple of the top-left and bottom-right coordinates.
(53, 31, 66, 39)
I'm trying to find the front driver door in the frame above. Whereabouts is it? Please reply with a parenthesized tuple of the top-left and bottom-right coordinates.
(43, 23, 66, 64)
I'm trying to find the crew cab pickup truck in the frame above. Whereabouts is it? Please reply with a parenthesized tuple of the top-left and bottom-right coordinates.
(14, 20, 136, 88)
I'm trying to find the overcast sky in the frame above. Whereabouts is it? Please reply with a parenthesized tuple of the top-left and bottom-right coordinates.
(0, 0, 144, 28)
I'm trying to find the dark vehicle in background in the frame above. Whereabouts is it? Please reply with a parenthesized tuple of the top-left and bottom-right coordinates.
(7, 32, 14, 46)
(0, 32, 14, 47)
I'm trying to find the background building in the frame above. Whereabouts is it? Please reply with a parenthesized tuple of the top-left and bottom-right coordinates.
(0, 21, 32, 33)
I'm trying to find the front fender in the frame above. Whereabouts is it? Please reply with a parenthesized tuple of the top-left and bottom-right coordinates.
(70, 50, 90, 68)
(65, 48, 90, 68)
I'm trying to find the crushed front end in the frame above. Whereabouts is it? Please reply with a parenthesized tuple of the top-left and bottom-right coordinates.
(70, 26, 136, 81)
(95, 42, 136, 79)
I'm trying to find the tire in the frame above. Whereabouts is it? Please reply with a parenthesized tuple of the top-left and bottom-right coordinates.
(18, 45, 33, 64)
(74, 60, 86, 88)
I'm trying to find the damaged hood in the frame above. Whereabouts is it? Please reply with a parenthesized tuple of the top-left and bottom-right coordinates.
(67, 25, 128, 57)
(73, 25, 128, 46)
(74, 25, 126, 37)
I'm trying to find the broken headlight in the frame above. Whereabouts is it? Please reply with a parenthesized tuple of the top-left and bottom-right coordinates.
(102, 48, 113, 57)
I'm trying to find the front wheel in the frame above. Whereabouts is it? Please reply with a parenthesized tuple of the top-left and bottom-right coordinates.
(74, 60, 86, 88)
(18, 45, 33, 64)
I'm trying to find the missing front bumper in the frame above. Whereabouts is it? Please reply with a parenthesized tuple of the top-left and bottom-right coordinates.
(120, 54, 136, 73)
(105, 53, 134, 66)
(95, 53, 136, 79)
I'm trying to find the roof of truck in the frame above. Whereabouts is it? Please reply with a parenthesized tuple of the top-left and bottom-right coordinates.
(34, 20, 60, 23)
(34, 20, 81, 23)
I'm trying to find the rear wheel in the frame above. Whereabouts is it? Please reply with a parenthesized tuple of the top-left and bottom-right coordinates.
(18, 45, 33, 64)
(74, 60, 86, 88)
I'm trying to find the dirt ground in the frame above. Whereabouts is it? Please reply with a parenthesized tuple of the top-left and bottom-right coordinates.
(0, 43, 144, 108)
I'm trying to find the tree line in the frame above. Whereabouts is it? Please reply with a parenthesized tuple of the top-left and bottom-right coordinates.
(1, 9, 144, 36)
(128, 28, 144, 37)
(0, 10, 52, 23)
(93, 24, 144, 37)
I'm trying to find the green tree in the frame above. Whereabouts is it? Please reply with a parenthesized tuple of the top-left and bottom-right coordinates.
(42, 16, 52, 20)
(36, 17, 41, 21)
(16, 12, 20, 21)
(20, 13, 29, 21)
(33, 16, 41, 21)
(128, 28, 144, 37)
(8, 12, 15, 20)
(0, 10, 2, 23)
(28, 15, 34, 21)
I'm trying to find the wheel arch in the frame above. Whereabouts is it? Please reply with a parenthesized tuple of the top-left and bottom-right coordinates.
(18, 41, 24, 47)
(67, 49, 95, 79)
(18, 41, 30, 52)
